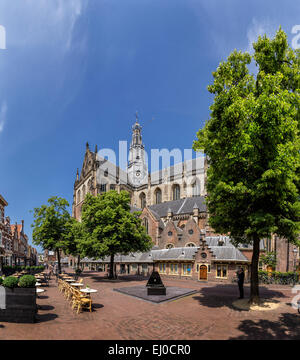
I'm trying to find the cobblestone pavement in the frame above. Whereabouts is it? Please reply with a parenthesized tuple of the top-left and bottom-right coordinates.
(0, 269, 299, 340)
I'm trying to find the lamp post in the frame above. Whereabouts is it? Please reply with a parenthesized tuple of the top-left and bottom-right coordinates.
(293, 247, 298, 285)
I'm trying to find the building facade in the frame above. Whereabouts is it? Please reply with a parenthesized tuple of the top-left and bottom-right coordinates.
(72, 118, 206, 221)
(0, 194, 38, 272)
(73, 120, 299, 280)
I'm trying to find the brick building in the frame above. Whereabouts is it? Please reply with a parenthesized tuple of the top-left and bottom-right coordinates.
(0, 194, 38, 271)
(81, 197, 267, 282)
(0, 194, 13, 270)
(74, 119, 299, 281)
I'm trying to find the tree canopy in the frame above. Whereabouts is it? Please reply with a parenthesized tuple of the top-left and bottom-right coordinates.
(80, 190, 152, 278)
(193, 28, 300, 303)
(31, 196, 71, 273)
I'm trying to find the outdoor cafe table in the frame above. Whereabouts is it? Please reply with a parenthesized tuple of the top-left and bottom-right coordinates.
(71, 283, 84, 288)
(65, 279, 75, 283)
(36, 288, 45, 301)
(80, 288, 98, 295)
(35, 282, 42, 287)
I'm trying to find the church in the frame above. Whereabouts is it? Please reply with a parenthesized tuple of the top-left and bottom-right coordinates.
(72, 117, 299, 282)
(72, 115, 206, 221)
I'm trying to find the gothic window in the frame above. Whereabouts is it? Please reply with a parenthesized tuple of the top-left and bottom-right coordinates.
(99, 184, 107, 193)
(155, 188, 162, 204)
(104, 170, 108, 177)
(110, 184, 116, 191)
(192, 179, 201, 197)
(172, 184, 180, 200)
(82, 185, 86, 199)
(77, 190, 81, 204)
(140, 192, 146, 208)
(143, 218, 149, 234)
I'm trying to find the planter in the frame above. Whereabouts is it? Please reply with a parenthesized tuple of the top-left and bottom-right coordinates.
(0, 286, 36, 323)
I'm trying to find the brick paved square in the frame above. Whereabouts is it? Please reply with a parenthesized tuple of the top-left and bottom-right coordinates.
(0, 268, 299, 340)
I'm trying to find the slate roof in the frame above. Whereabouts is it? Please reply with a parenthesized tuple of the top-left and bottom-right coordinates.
(205, 236, 266, 251)
(148, 196, 206, 218)
(151, 247, 198, 261)
(81, 237, 250, 264)
(130, 205, 142, 213)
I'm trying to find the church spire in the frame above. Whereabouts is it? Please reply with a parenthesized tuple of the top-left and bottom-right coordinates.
(131, 112, 143, 148)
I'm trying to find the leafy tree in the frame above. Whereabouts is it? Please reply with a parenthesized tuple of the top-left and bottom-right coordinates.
(259, 251, 277, 269)
(193, 28, 300, 303)
(31, 197, 71, 274)
(81, 190, 152, 279)
(64, 217, 86, 271)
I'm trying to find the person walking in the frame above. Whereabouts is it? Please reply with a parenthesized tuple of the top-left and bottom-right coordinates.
(237, 267, 245, 299)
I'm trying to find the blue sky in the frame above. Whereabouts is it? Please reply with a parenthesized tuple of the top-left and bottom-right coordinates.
(0, 0, 299, 252)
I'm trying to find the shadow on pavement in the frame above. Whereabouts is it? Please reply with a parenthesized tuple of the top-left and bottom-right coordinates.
(229, 312, 300, 339)
(35, 313, 58, 323)
(38, 305, 55, 311)
(192, 284, 287, 312)
(92, 303, 104, 310)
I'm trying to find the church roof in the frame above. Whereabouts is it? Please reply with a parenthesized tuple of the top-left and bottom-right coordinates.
(81, 238, 250, 263)
(148, 196, 206, 218)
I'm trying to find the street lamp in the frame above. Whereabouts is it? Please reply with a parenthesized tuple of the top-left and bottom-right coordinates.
(293, 247, 298, 284)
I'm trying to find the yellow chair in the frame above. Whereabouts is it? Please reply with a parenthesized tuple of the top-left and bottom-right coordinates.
(72, 289, 92, 314)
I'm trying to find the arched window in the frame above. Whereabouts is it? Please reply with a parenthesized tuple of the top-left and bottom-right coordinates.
(155, 188, 162, 204)
(143, 218, 149, 234)
(192, 179, 201, 197)
(82, 185, 86, 199)
(77, 190, 81, 204)
(140, 192, 146, 208)
(166, 243, 174, 249)
(185, 242, 196, 247)
(172, 184, 180, 200)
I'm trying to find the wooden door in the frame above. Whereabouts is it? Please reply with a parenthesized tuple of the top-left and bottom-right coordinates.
(199, 265, 207, 280)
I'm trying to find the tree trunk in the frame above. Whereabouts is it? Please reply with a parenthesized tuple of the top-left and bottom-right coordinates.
(250, 236, 260, 304)
(108, 254, 114, 279)
(56, 249, 61, 274)
(77, 254, 81, 269)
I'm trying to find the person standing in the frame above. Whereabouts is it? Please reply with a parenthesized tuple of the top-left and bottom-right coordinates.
(237, 267, 245, 299)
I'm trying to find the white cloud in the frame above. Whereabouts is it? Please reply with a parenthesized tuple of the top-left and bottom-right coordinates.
(0, 0, 86, 51)
(246, 18, 277, 54)
(0, 102, 7, 133)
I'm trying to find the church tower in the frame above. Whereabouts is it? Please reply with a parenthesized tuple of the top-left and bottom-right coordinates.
(128, 113, 148, 187)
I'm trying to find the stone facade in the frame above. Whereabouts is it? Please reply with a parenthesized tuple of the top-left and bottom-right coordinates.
(72, 119, 206, 221)
(73, 120, 299, 280)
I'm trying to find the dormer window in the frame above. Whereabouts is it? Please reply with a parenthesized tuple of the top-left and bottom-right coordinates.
(218, 237, 225, 246)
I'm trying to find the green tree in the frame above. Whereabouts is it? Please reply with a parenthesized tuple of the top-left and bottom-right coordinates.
(64, 217, 86, 271)
(193, 28, 300, 303)
(259, 251, 277, 269)
(31, 196, 71, 274)
(81, 190, 152, 279)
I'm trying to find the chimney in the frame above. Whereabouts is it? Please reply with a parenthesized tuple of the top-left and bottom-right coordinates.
(21, 220, 24, 234)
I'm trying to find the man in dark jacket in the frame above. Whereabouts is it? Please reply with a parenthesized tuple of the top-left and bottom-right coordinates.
(237, 267, 245, 299)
